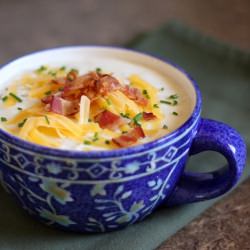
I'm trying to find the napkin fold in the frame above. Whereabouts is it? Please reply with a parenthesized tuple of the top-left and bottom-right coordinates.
(0, 21, 249, 250)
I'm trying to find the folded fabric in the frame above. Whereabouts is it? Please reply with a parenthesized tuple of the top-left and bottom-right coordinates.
(0, 21, 249, 250)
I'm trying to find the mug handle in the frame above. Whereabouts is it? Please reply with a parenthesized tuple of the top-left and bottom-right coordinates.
(166, 118, 246, 206)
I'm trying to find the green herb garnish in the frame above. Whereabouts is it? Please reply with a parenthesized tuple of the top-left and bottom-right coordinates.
(168, 94, 178, 99)
(142, 89, 150, 99)
(83, 140, 91, 145)
(160, 94, 179, 106)
(67, 73, 75, 81)
(44, 115, 50, 125)
(9, 92, 22, 102)
(48, 71, 57, 77)
(105, 140, 110, 145)
(172, 100, 178, 106)
(2, 96, 8, 102)
(88, 118, 92, 122)
(18, 118, 27, 128)
(36, 65, 47, 73)
(162, 124, 168, 129)
(0, 117, 7, 122)
(92, 132, 99, 142)
(160, 87, 164, 91)
(132, 112, 143, 126)
(172, 111, 178, 116)
(122, 131, 128, 134)
(96, 67, 102, 73)
(17, 107, 22, 111)
(70, 68, 79, 74)
(59, 66, 66, 71)
(67, 69, 79, 81)
(120, 113, 130, 119)
(44, 90, 52, 96)
(153, 104, 159, 108)
(160, 100, 172, 105)
(106, 99, 111, 106)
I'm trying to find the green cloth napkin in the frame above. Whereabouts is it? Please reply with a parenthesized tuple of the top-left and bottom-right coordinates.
(0, 21, 249, 250)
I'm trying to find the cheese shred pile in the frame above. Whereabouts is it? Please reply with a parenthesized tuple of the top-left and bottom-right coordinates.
(1, 66, 171, 150)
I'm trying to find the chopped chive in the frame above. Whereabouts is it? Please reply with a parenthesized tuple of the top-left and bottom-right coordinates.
(153, 104, 159, 108)
(83, 140, 91, 145)
(160, 100, 172, 105)
(122, 131, 128, 134)
(44, 90, 52, 96)
(67, 69, 79, 81)
(44, 115, 50, 125)
(1, 117, 7, 122)
(172, 111, 178, 116)
(163, 124, 168, 129)
(17, 107, 23, 111)
(67, 74, 75, 81)
(142, 89, 150, 99)
(48, 71, 57, 77)
(18, 118, 27, 128)
(70, 68, 79, 74)
(160, 87, 164, 91)
(59, 66, 66, 71)
(35, 65, 47, 73)
(172, 100, 178, 106)
(9, 92, 22, 102)
(168, 94, 178, 99)
(2, 96, 8, 102)
(96, 67, 102, 73)
(132, 112, 143, 126)
(120, 113, 130, 119)
(106, 99, 111, 106)
(92, 132, 99, 142)
(105, 140, 110, 145)
(88, 118, 92, 122)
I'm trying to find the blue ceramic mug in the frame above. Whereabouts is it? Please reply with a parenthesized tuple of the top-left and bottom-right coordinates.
(0, 47, 246, 233)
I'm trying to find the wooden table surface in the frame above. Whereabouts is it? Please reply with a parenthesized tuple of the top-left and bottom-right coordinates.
(0, 1, 249, 249)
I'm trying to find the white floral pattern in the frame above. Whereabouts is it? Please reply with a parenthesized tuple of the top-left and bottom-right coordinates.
(0, 115, 200, 232)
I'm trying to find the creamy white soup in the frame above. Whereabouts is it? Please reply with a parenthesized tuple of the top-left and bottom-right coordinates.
(0, 56, 194, 150)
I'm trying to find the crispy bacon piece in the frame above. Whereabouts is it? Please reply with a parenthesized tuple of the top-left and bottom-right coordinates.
(42, 71, 149, 118)
(41, 95, 53, 104)
(61, 73, 96, 100)
(142, 112, 157, 121)
(47, 96, 79, 116)
(121, 85, 148, 106)
(61, 72, 120, 101)
(94, 110, 125, 130)
(112, 126, 145, 147)
(97, 74, 121, 95)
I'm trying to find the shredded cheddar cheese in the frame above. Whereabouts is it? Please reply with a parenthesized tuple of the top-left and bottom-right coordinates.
(0, 66, 174, 150)
(79, 95, 90, 124)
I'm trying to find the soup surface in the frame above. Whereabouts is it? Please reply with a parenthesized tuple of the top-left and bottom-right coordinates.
(0, 61, 194, 150)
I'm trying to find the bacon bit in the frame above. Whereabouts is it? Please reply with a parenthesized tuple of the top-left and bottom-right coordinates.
(41, 95, 53, 104)
(94, 110, 125, 130)
(121, 85, 148, 106)
(61, 72, 120, 101)
(42, 71, 149, 117)
(49, 96, 79, 116)
(51, 77, 67, 86)
(112, 126, 145, 147)
(97, 75, 121, 95)
(142, 112, 157, 121)
(132, 125, 145, 138)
